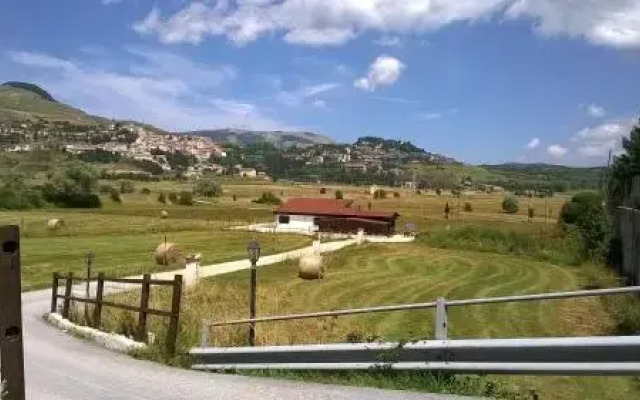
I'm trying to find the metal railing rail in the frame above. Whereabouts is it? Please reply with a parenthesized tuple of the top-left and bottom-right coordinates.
(200, 286, 640, 346)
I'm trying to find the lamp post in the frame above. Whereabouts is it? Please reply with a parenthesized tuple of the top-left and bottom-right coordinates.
(247, 240, 260, 346)
(85, 251, 94, 322)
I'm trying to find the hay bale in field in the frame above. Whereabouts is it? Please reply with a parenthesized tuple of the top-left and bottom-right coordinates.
(160, 210, 169, 219)
(47, 218, 65, 232)
(298, 251, 324, 280)
(155, 243, 185, 267)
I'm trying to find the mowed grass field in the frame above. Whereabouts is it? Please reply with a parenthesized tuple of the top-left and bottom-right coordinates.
(103, 241, 638, 400)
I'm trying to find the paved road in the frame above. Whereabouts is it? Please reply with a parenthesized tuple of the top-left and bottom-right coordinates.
(5, 243, 477, 400)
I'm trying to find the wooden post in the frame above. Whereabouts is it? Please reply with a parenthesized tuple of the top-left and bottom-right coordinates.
(137, 274, 151, 343)
(51, 272, 59, 313)
(93, 273, 105, 329)
(62, 272, 73, 319)
(249, 260, 257, 346)
(0, 225, 25, 400)
(166, 275, 183, 355)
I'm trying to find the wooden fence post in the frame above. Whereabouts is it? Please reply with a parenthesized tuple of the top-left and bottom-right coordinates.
(51, 272, 59, 313)
(62, 272, 73, 319)
(137, 274, 151, 343)
(166, 275, 183, 355)
(0, 225, 25, 400)
(93, 273, 105, 329)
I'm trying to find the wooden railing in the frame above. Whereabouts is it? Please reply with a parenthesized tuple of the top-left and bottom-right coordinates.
(51, 272, 182, 355)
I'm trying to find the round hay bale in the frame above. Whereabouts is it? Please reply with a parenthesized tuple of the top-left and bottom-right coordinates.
(160, 210, 169, 219)
(47, 218, 65, 231)
(298, 252, 324, 280)
(155, 243, 185, 266)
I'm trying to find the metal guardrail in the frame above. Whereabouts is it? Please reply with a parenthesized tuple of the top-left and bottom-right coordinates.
(191, 336, 640, 375)
(191, 286, 640, 374)
(200, 286, 640, 344)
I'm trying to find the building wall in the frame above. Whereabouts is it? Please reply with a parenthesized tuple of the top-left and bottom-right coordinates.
(275, 214, 317, 232)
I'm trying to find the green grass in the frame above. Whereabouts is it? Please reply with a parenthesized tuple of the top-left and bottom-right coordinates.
(21, 229, 310, 291)
(417, 223, 585, 265)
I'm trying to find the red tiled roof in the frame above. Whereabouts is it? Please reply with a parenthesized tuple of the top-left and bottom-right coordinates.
(275, 198, 398, 220)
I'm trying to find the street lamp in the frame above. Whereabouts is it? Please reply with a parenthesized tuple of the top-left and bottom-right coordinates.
(85, 251, 94, 321)
(247, 240, 260, 346)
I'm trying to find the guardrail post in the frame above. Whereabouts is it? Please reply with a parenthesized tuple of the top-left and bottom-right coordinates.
(166, 275, 183, 356)
(51, 272, 59, 313)
(0, 225, 25, 400)
(62, 272, 73, 319)
(200, 319, 210, 347)
(137, 274, 151, 343)
(93, 273, 105, 329)
(435, 297, 448, 340)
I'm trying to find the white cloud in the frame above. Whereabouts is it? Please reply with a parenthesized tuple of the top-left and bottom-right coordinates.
(572, 119, 634, 159)
(422, 112, 443, 120)
(506, 0, 640, 49)
(133, 1, 640, 49)
(370, 95, 417, 104)
(526, 137, 540, 149)
(7, 49, 289, 131)
(354, 56, 404, 92)
(547, 144, 568, 158)
(312, 99, 327, 109)
(101, 0, 123, 5)
(374, 36, 402, 47)
(274, 81, 340, 107)
(584, 103, 606, 118)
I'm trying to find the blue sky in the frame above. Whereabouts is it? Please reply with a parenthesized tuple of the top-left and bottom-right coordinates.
(1, 1, 640, 166)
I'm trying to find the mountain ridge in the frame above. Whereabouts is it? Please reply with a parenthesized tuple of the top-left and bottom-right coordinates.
(183, 128, 336, 148)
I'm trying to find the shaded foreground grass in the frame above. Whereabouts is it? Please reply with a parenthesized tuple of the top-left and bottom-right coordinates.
(88, 243, 640, 400)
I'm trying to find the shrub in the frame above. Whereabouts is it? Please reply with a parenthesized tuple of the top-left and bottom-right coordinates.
(253, 192, 282, 205)
(168, 192, 178, 204)
(118, 180, 135, 194)
(464, 202, 473, 212)
(109, 188, 122, 203)
(415, 190, 422, 195)
(140, 187, 151, 195)
(0, 184, 45, 210)
(158, 192, 166, 204)
(444, 202, 451, 219)
(367, 201, 372, 210)
(435, 188, 442, 196)
(178, 191, 194, 206)
(393, 191, 400, 198)
(560, 192, 609, 260)
(194, 178, 223, 197)
(528, 206, 535, 221)
(502, 196, 519, 214)
(320, 187, 327, 194)
(335, 190, 344, 200)
(232, 194, 237, 202)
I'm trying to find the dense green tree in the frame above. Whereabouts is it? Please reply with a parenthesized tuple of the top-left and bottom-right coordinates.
(43, 162, 101, 208)
(194, 178, 223, 197)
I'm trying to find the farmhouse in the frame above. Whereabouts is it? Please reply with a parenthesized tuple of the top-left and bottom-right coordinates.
(274, 198, 399, 236)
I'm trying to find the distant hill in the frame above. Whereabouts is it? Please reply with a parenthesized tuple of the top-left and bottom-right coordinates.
(0, 81, 103, 125)
(184, 128, 335, 148)
(483, 163, 606, 191)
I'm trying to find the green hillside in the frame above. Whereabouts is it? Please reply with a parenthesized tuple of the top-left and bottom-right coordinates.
(0, 82, 102, 124)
